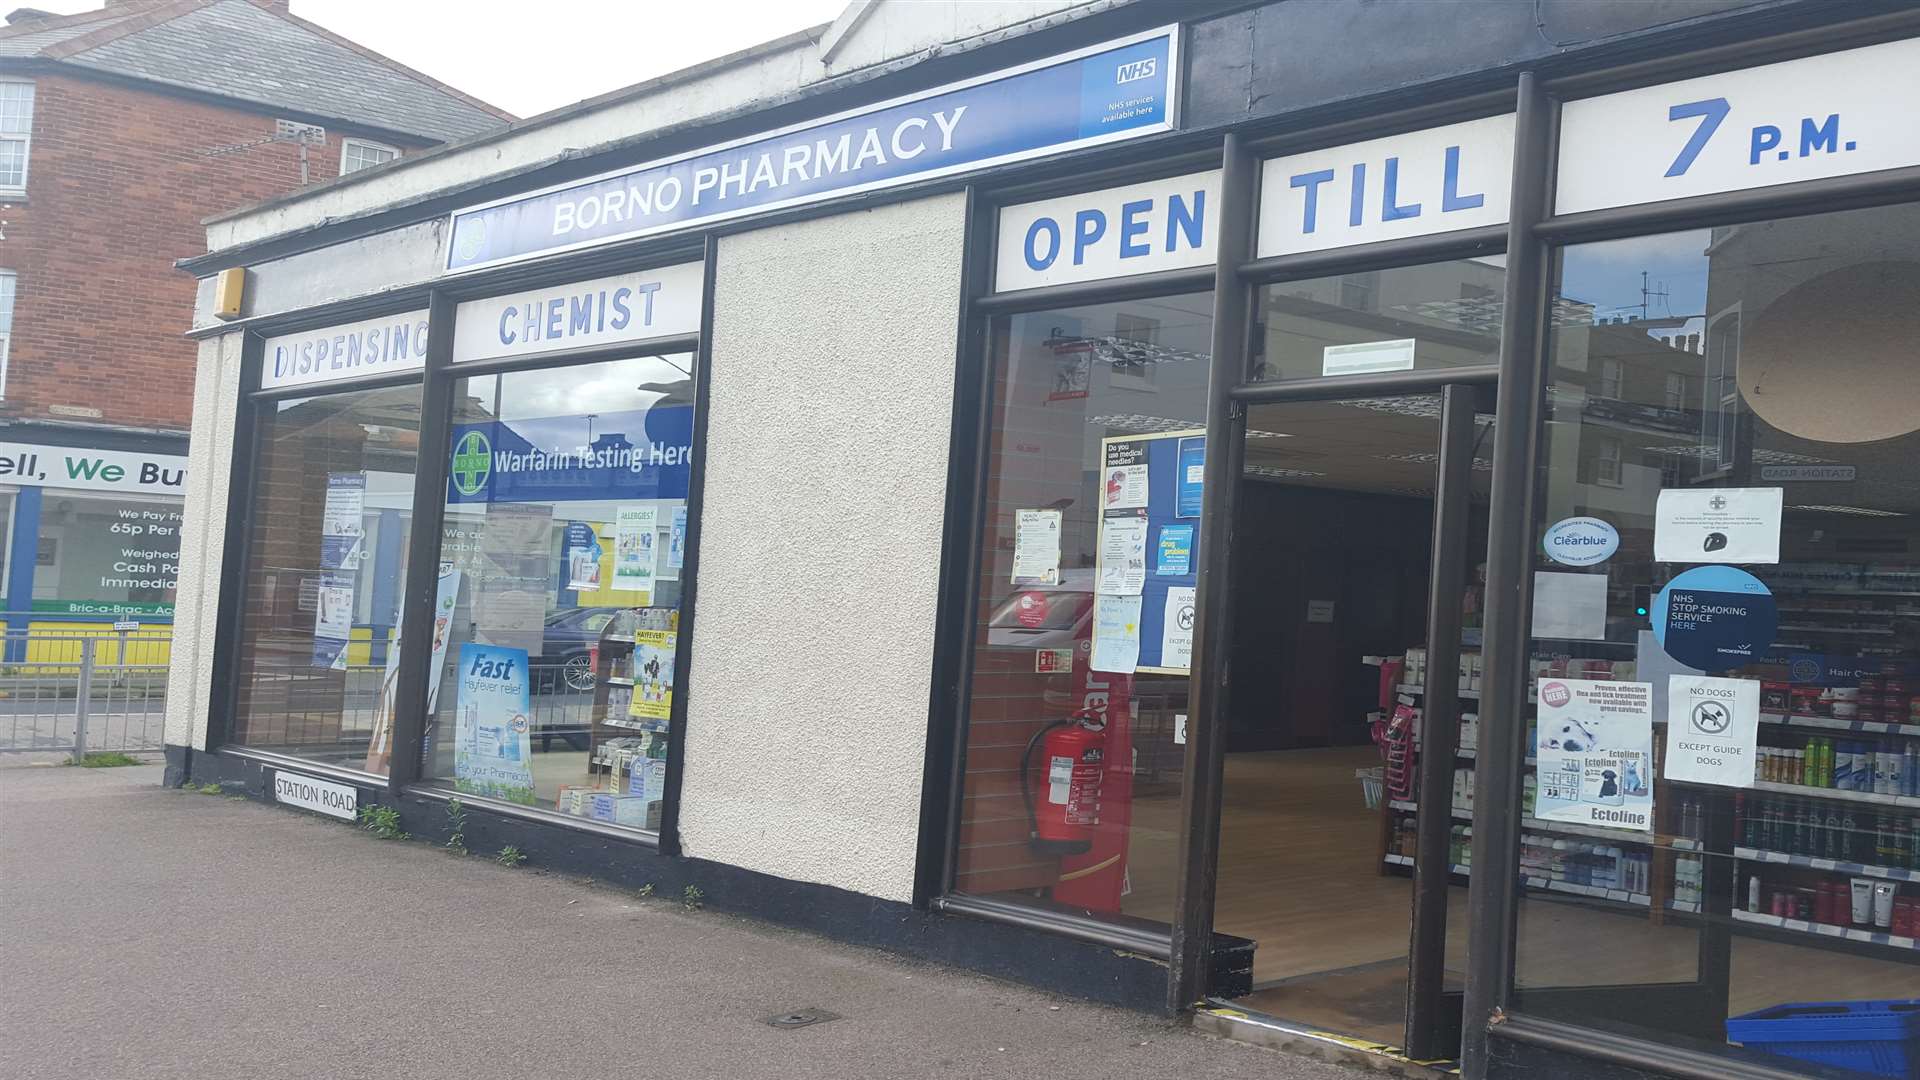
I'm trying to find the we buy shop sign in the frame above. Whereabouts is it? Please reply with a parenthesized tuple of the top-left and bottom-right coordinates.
(0, 441, 185, 494)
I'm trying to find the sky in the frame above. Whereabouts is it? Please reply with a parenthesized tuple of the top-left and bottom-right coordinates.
(27, 0, 850, 117)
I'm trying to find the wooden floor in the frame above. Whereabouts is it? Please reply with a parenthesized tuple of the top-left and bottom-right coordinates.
(1128, 747, 1920, 1049)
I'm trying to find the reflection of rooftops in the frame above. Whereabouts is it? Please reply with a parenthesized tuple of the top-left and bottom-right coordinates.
(1045, 334, 1208, 369)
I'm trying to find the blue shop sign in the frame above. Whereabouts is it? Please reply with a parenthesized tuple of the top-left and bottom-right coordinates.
(447, 405, 693, 504)
(445, 27, 1179, 272)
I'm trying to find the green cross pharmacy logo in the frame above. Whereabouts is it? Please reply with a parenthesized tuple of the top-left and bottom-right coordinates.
(450, 430, 492, 496)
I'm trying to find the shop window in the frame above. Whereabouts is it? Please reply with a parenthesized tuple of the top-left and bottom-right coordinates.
(951, 294, 1211, 926)
(1253, 257, 1506, 382)
(421, 353, 694, 831)
(31, 490, 182, 615)
(229, 384, 420, 774)
(1512, 202, 1920, 1069)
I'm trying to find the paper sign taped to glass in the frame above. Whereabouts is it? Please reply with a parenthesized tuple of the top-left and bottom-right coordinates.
(1534, 678, 1654, 832)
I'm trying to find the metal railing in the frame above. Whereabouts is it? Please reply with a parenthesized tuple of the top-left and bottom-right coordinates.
(0, 628, 172, 761)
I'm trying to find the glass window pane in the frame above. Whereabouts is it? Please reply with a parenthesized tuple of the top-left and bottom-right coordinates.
(1513, 203, 1920, 1071)
(0, 139, 26, 189)
(423, 353, 695, 830)
(0, 82, 33, 135)
(230, 383, 421, 774)
(1252, 257, 1505, 382)
(953, 293, 1210, 928)
(31, 490, 181, 614)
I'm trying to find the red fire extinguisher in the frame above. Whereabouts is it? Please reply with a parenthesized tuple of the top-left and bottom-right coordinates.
(1022, 709, 1107, 856)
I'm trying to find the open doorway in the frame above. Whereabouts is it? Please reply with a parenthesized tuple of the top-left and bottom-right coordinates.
(1211, 389, 1493, 1053)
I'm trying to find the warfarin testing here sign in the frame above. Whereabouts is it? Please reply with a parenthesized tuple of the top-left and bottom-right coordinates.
(445, 28, 1178, 271)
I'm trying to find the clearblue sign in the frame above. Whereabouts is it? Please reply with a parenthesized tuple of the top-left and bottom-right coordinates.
(1543, 516, 1620, 566)
(447, 405, 693, 504)
(445, 27, 1178, 272)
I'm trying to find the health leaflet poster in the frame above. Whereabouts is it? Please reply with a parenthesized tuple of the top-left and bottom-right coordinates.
(1654, 488, 1782, 565)
(663, 505, 688, 580)
(628, 629, 677, 721)
(564, 522, 602, 590)
(1090, 593, 1142, 674)
(453, 643, 536, 805)
(613, 505, 658, 592)
(1534, 678, 1654, 832)
(1012, 509, 1062, 584)
(1097, 516, 1148, 596)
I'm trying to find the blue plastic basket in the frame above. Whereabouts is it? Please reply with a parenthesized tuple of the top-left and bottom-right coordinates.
(1726, 1000, 1920, 1078)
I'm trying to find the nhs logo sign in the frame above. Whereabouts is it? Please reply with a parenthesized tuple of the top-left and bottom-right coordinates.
(994, 170, 1221, 293)
(1258, 114, 1515, 257)
(1116, 58, 1157, 84)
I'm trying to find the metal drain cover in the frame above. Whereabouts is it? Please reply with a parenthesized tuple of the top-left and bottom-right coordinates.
(765, 1008, 841, 1029)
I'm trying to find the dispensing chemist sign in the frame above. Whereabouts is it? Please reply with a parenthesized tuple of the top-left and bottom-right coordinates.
(446, 28, 1179, 272)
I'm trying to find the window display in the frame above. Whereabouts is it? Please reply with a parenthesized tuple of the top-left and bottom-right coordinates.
(422, 354, 695, 830)
(229, 384, 420, 773)
(953, 294, 1210, 925)
(1511, 203, 1920, 1075)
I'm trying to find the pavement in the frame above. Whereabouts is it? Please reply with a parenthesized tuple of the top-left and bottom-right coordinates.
(0, 765, 1358, 1080)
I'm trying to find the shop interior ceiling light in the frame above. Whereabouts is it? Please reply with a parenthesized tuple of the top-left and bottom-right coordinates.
(1793, 505, 1907, 517)
(1089, 412, 1290, 439)
(1244, 464, 1327, 480)
(1639, 443, 1835, 465)
(1375, 451, 1494, 470)
(1340, 395, 1443, 420)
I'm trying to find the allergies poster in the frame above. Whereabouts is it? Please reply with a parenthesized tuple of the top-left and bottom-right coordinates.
(613, 505, 658, 593)
(1534, 678, 1654, 832)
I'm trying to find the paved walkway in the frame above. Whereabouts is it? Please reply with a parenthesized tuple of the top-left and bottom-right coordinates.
(0, 765, 1355, 1080)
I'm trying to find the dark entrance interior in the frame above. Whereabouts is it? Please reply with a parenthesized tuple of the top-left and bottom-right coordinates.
(1210, 391, 1491, 1055)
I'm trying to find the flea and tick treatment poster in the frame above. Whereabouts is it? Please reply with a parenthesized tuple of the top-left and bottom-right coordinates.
(1535, 678, 1655, 832)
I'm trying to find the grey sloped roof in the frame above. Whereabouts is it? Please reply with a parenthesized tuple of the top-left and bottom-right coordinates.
(3, 1, 510, 142)
(0, 6, 139, 56)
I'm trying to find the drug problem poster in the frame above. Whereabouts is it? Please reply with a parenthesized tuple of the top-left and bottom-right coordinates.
(1534, 678, 1654, 833)
(453, 643, 536, 805)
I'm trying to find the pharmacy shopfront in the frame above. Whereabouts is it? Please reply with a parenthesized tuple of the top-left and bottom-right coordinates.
(166, 4, 1920, 1077)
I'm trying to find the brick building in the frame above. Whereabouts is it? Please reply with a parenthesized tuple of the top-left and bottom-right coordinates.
(0, 0, 507, 645)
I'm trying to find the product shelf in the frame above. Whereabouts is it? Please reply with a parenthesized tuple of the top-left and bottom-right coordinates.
(1760, 711, 1920, 739)
(604, 676, 635, 686)
(1749, 779, 1920, 809)
(1735, 845, 1920, 884)
(599, 716, 668, 733)
(1521, 874, 1653, 910)
(1730, 908, 1920, 951)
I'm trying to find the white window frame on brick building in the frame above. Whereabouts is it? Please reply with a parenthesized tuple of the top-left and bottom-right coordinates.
(340, 137, 398, 176)
(0, 269, 17, 398)
(0, 81, 34, 196)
